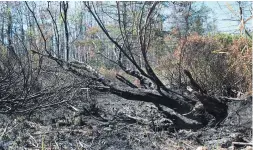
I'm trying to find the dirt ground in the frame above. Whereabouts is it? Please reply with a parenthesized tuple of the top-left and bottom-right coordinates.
(0, 93, 251, 150)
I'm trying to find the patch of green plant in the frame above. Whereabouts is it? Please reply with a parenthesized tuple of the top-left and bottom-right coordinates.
(41, 135, 45, 150)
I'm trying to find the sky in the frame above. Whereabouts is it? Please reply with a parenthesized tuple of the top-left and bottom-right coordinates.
(204, 1, 252, 33)
(159, 1, 252, 34)
(21, 1, 253, 35)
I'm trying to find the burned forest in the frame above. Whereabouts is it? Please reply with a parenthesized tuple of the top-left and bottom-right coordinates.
(0, 1, 252, 150)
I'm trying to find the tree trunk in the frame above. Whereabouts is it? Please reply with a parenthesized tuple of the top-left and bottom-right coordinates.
(94, 84, 251, 129)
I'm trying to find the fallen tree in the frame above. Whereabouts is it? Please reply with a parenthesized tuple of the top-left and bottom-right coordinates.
(24, 1, 252, 130)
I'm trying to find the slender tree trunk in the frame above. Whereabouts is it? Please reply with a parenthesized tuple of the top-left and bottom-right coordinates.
(61, 2, 69, 61)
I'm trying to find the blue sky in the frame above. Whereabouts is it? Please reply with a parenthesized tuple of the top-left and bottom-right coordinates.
(204, 1, 252, 33)
(160, 1, 252, 34)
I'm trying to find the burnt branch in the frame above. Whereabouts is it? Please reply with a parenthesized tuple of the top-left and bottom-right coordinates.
(184, 69, 207, 94)
(116, 74, 138, 88)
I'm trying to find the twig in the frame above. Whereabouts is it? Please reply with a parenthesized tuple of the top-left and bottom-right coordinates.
(232, 142, 253, 150)
(29, 134, 39, 148)
(54, 138, 60, 150)
(0, 123, 9, 139)
(33, 129, 88, 135)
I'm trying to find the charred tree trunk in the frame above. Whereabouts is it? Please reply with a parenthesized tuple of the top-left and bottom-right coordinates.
(94, 84, 233, 129)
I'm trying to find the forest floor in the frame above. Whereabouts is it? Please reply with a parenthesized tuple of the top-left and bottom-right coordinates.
(0, 92, 251, 150)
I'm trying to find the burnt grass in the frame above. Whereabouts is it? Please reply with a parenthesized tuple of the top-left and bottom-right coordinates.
(0, 92, 252, 150)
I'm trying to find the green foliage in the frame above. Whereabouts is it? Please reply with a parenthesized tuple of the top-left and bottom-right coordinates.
(26, 28, 35, 37)
(7, 7, 11, 16)
(59, 12, 64, 25)
(213, 33, 239, 45)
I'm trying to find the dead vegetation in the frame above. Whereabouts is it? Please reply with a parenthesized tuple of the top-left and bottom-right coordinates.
(0, 1, 252, 150)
